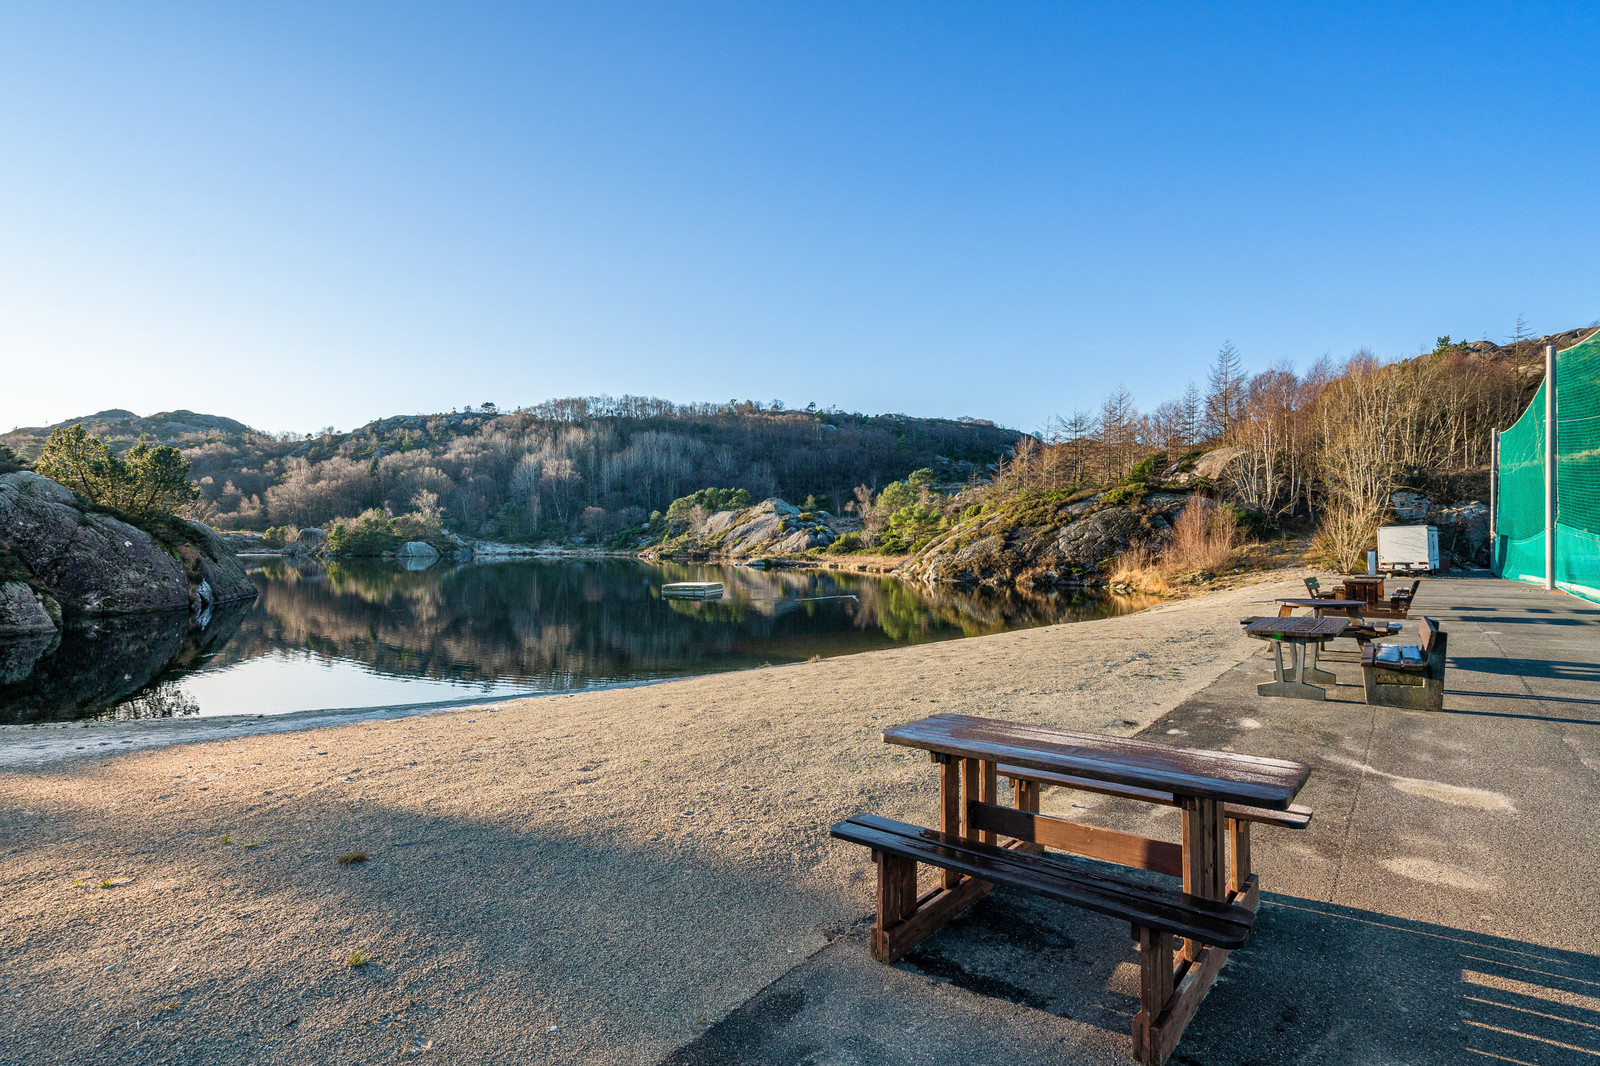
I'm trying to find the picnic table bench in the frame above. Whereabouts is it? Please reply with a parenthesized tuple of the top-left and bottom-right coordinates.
(1243, 616, 1348, 699)
(1361, 616, 1447, 710)
(830, 713, 1312, 1065)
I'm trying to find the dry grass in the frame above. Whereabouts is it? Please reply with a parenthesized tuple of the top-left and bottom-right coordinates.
(1110, 499, 1242, 593)
(335, 851, 367, 866)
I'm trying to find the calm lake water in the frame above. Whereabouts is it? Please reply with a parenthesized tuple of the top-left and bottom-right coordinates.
(0, 558, 1155, 724)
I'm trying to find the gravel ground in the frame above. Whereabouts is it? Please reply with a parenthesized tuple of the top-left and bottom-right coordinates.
(0, 577, 1298, 1065)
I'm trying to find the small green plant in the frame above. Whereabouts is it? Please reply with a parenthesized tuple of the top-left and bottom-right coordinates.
(1101, 485, 1138, 505)
(219, 834, 232, 846)
(99, 879, 113, 889)
(346, 949, 371, 968)
(336, 851, 368, 865)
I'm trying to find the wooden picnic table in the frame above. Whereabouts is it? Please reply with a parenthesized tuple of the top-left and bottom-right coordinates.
(1274, 596, 1366, 618)
(1341, 575, 1385, 604)
(871, 713, 1312, 1063)
(1244, 615, 1348, 700)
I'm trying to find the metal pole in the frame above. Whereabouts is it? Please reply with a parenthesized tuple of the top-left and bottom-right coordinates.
(1489, 428, 1499, 572)
(1545, 344, 1557, 590)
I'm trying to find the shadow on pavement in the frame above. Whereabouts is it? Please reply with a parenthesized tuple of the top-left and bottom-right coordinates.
(665, 888, 1600, 1066)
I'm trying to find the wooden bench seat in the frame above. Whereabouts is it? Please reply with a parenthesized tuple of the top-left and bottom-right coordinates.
(998, 765, 1314, 830)
(831, 813, 1256, 948)
(1360, 615, 1446, 710)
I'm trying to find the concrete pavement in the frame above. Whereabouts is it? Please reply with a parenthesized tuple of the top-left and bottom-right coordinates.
(669, 574, 1600, 1065)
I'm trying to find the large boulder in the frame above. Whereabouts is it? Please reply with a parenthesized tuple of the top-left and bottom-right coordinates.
(0, 580, 55, 635)
(396, 540, 441, 570)
(657, 499, 841, 558)
(0, 471, 256, 618)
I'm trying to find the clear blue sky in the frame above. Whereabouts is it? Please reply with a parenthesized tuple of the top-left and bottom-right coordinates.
(3, 2, 1597, 436)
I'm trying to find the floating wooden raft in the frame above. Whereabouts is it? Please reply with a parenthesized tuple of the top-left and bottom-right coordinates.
(661, 581, 724, 599)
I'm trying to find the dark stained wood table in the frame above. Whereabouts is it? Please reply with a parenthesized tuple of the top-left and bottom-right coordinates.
(1244, 615, 1349, 699)
(879, 713, 1312, 1059)
(1341, 575, 1385, 605)
(1274, 596, 1367, 619)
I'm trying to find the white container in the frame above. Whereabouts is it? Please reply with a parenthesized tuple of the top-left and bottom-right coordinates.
(1377, 525, 1439, 574)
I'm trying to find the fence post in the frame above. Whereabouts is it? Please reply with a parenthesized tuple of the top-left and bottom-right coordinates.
(1489, 428, 1499, 572)
(1545, 344, 1557, 591)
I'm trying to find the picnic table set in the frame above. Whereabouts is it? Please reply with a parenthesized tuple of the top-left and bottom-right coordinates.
(828, 575, 1440, 1063)
(831, 713, 1313, 1065)
(1240, 575, 1440, 707)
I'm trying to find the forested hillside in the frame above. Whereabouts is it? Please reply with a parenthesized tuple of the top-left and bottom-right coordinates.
(2, 397, 1019, 543)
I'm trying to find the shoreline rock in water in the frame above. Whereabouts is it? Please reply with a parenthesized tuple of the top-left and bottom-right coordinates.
(0, 472, 257, 633)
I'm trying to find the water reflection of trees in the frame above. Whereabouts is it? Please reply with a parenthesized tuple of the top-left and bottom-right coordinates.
(0, 559, 1154, 722)
(218, 560, 1153, 689)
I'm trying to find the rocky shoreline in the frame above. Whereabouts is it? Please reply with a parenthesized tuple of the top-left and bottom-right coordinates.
(0, 472, 256, 638)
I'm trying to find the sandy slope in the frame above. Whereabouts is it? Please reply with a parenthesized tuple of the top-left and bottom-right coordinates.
(0, 577, 1298, 1065)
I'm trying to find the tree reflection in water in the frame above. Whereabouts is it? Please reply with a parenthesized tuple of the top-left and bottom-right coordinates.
(0, 559, 1155, 723)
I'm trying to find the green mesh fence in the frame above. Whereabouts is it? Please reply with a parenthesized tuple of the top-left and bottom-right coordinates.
(1495, 329, 1600, 603)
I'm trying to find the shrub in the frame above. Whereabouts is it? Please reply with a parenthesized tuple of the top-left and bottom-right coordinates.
(1125, 455, 1162, 485)
(33, 425, 198, 519)
(327, 511, 400, 556)
(326, 509, 447, 556)
(1100, 485, 1138, 506)
(877, 503, 944, 554)
(1164, 498, 1239, 575)
(0, 444, 22, 475)
(665, 488, 752, 531)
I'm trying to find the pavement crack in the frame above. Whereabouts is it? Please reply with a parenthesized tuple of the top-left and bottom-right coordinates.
(1325, 703, 1377, 904)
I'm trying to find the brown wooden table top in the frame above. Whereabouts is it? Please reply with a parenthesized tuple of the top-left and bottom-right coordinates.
(882, 713, 1311, 809)
(1274, 597, 1365, 608)
(1244, 616, 1350, 640)
(1342, 575, 1386, 584)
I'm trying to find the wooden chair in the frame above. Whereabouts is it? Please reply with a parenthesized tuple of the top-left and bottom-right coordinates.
(1360, 616, 1446, 710)
(1302, 576, 1332, 599)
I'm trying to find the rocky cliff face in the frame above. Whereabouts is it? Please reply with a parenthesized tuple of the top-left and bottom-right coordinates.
(650, 499, 843, 558)
(901, 491, 1192, 589)
(0, 472, 256, 631)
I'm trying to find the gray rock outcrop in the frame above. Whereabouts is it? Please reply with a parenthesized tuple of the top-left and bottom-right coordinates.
(688, 499, 839, 557)
(0, 471, 256, 619)
(396, 541, 441, 570)
(902, 491, 1192, 588)
(0, 581, 55, 635)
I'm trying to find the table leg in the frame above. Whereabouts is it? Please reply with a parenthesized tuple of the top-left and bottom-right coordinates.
(961, 758, 980, 839)
(1257, 639, 1327, 700)
(1227, 817, 1250, 895)
(1304, 638, 1338, 687)
(1180, 796, 1226, 961)
(980, 760, 998, 845)
(938, 754, 961, 890)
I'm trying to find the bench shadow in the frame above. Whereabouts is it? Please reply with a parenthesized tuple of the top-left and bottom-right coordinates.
(1438, 705, 1600, 726)
(1449, 657, 1600, 682)
(849, 888, 1600, 1065)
